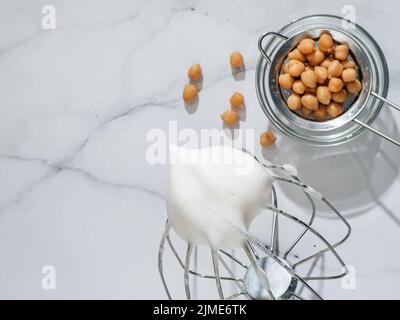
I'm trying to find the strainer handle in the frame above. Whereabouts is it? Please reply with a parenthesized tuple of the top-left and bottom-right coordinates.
(353, 92, 400, 147)
(258, 32, 288, 63)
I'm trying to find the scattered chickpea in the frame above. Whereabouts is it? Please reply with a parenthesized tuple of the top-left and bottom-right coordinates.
(328, 60, 344, 78)
(230, 92, 245, 108)
(342, 68, 357, 83)
(313, 105, 328, 121)
(230, 52, 244, 69)
(187, 64, 202, 81)
(279, 73, 295, 89)
(301, 93, 319, 111)
(335, 45, 349, 60)
(318, 33, 334, 52)
(183, 83, 198, 103)
(220, 110, 239, 126)
(301, 70, 318, 88)
(327, 102, 343, 117)
(260, 131, 276, 147)
(287, 93, 302, 111)
(316, 86, 332, 105)
(332, 89, 348, 103)
(346, 79, 362, 94)
(288, 61, 305, 77)
(328, 77, 344, 93)
(306, 49, 325, 66)
(292, 80, 306, 95)
(288, 49, 305, 62)
(298, 38, 315, 54)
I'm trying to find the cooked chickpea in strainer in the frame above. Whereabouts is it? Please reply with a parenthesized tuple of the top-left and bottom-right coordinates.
(278, 32, 362, 121)
(292, 80, 306, 95)
(318, 33, 334, 53)
(279, 73, 294, 89)
(335, 45, 349, 60)
(297, 38, 315, 54)
(287, 93, 302, 111)
(327, 102, 343, 118)
(288, 49, 305, 62)
(301, 70, 318, 88)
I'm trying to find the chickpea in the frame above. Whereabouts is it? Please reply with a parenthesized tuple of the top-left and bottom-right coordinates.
(229, 92, 245, 108)
(335, 45, 349, 60)
(300, 106, 313, 118)
(187, 64, 202, 81)
(342, 68, 357, 83)
(327, 102, 343, 118)
(220, 110, 239, 126)
(346, 79, 362, 94)
(260, 131, 276, 147)
(288, 49, 305, 62)
(332, 89, 348, 103)
(301, 93, 319, 111)
(320, 57, 334, 69)
(282, 63, 290, 74)
(301, 70, 318, 88)
(318, 33, 334, 52)
(316, 86, 332, 105)
(328, 77, 344, 93)
(342, 59, 356, 69)
(298, 38, 315, 55)
(283, 60, 301, 73)
(306, 49, 325, 66)
(328, 60, 344, 78)
(292, 80, 306, 94)
(183, 83, 198, 102)
(279, 73, 294, 89)
(288, 61, 305, 77)
(230, 52, 244, 68)
(314, 66, 328, 82)
(313, 105, 328, 121)
(287, 93, 302, 111)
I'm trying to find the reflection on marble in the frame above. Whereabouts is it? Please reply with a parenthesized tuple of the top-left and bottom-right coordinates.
(0, 0, 400, 299)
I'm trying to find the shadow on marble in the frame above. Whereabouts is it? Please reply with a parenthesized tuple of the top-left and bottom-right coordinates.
(231, 65, 246, 81)
(184, 96, 199, 114)
(233, 104, 247, 121)
(222, 123, 240, 140)
(269, 108, 400, 218)
(190, 76, 203, 91)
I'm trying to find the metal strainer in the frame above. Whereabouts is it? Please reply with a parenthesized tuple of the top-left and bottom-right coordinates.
(256, 14, 400, 147)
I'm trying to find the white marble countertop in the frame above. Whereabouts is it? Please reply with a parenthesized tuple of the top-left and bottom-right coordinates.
(1, 0, 400, 299)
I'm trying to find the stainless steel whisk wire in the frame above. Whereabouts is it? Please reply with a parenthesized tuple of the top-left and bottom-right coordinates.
(158, 151, 351, 300)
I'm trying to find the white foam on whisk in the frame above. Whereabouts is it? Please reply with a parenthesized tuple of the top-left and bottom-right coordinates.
(166, 145, 275, 249)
